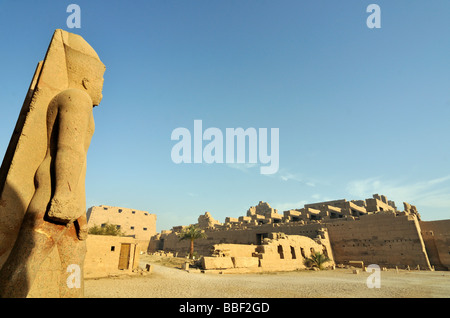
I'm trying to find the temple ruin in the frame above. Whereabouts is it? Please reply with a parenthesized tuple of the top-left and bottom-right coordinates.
(149, 194, 450, 272)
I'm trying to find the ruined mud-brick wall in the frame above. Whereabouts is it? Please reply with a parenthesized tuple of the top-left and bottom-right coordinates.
(420, 220, 450, 270)
(150, 212, 444, 270)
(152, 227, 262, 257)
(325, 212, 431, 269)
(256, 233, 334, 262)
(202, 234, 335, 272)
(150, 222, 326, 257)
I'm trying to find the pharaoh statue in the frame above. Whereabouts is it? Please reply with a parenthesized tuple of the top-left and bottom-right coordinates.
(0, 29, 105, 297)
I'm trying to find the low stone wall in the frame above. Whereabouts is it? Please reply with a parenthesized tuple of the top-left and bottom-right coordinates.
(233, 257, 259, 268)
(85, 235, 140, 278)
(201, 257, 234, 270)
(200, 256, 308, 272)
(200, 234, 334, 272)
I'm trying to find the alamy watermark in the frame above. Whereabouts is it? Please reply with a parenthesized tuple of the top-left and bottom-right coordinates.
(366, 4, 381, 29)
(66, 4, 81, 29)
(64, 4, 380, 31)
(171, 120, 279, 175)
(66, 264, 81, 289)
(366, 264, 381, 288)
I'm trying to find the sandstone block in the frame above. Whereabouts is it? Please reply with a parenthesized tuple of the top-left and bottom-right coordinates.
(182, 262, 189, 270)
(232, 257, 259, 268)
(201, 257, 234, 270)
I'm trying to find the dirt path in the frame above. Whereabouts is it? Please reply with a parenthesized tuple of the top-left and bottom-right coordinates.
(84, 258, 450, 298)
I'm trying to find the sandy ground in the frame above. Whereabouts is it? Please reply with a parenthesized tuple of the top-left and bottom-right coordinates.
(84, 255, 450, 298)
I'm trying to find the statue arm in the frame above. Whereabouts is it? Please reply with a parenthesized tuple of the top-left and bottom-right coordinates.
(47, 89, 93, 224)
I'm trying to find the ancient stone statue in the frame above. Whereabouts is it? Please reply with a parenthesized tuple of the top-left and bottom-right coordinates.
(0, 29, 105, 297)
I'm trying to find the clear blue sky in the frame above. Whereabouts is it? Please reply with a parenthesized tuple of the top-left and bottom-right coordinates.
(0, 1, 449, 232)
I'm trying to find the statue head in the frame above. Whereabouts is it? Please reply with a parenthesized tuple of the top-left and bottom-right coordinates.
(63, 31, 106, 106)
(35, 30, 106, 107)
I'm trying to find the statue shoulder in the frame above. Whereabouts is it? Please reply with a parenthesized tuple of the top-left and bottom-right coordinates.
(54, 88, 93, 112)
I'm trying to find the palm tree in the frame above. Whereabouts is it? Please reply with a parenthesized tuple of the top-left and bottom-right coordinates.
(177, 225, 207, 259)
(304, 251, 330, 270)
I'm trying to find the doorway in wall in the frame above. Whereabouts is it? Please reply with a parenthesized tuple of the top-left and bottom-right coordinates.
(118, 243, 131, 270)
(256, 233, 268, 245)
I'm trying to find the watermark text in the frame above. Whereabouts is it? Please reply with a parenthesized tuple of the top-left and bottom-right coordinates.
(171, 120, 279, 175)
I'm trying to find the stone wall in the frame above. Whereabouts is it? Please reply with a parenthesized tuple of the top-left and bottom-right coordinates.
(326, 212, 431, 269)
(151, 212, 441, 269)
(87, 205, 157, 251)
(209, 243, 259, 258)
(152, 222, 326, 257)
(200, 233, 335, 272)
(84, 235, 140, 278)
(149, 196, 448, 271)
(420, 220, 450, 270)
